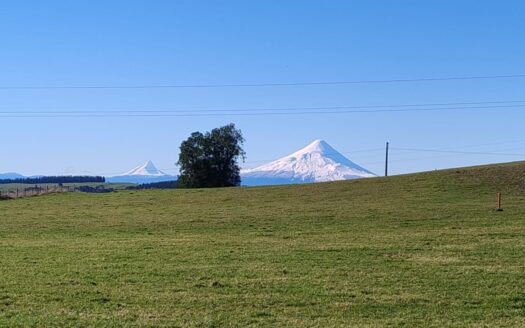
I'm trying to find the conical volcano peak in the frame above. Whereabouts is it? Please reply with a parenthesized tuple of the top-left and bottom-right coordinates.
(241, 139, 376, 186)
(123, 160, 166, 176)
(106, 160, 177, 184)
(143, 160, 157, 172)
(297, 139, 334, 154)
(309, 139, 325, 147)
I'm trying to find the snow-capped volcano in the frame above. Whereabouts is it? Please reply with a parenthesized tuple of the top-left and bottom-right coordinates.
(241, 140, 376, 186)
(106, 161, 177, 184)
(122, 160, 168, 177)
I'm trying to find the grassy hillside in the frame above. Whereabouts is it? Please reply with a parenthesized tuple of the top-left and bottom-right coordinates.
(1, 162, 525, 327)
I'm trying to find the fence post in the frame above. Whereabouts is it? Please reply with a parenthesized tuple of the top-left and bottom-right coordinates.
(497, 192, 503, 211)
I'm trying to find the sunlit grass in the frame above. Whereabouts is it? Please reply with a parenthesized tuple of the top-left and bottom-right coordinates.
(1, 162, 524, 326)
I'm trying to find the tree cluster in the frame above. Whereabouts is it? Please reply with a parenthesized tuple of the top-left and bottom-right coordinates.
(75, 185, 114, 193)
(0, 176, 105, 185)
(177, 124, 245, 188)
(126, 180, 178, 190)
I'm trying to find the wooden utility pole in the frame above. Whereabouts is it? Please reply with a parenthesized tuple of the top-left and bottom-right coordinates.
(385, 142, 389, 177)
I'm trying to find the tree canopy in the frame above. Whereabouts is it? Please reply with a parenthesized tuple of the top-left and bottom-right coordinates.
(177, 124, 245, 188)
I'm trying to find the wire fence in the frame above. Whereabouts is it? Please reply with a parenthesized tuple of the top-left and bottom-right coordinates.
(0, 185, 74, 199)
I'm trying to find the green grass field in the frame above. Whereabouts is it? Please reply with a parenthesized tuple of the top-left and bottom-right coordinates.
(1, 162, 525, 327)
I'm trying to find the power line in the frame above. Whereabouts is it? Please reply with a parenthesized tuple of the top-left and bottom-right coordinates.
(161, 144, 525, 172)
(240, 147, 385, 166)
(391, 147, 525, 157)
(357, 145, 525, 166)
(0, 74, 524, 90)
(1, 104, 524, 118)
(23, 143, 525, 176)
(90, 147, 386, 175)
(2, 100, 525, 114)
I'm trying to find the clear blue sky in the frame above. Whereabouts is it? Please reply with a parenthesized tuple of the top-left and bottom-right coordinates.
(1, 1, 524, 176)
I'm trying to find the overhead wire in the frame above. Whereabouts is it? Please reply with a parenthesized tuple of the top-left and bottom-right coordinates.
(2, 99, 525, 114)
(391, 147, 525, 157)
(1, 104, 525, 118)
(0, 74, 524, 90)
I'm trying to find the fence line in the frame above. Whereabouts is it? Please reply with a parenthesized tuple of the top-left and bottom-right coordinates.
(0, 185, 74, 199)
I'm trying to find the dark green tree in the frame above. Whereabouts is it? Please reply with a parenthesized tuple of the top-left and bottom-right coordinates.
(177, 124, 245, 188)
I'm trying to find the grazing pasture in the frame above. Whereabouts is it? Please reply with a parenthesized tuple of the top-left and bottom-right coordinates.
(1, 162, 524, 327)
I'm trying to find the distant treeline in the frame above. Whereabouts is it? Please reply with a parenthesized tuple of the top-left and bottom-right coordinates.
(126, 180, 178, 190)
(75, 185, 114, 193)
(0, 176, 105, 185)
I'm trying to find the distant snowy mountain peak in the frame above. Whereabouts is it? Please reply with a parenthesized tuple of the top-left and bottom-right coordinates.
(0, 172, 25, 180)
(123, 160, 166, 176)
(292, 139, 331, 155)
(241, 140, 376, 186)
(106, 161, 176, 184)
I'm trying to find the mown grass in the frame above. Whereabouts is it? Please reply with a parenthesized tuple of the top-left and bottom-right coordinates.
(1, 162, 525, 327)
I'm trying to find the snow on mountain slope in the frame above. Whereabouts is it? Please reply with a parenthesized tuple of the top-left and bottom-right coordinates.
(122, 160, 168, 176)
(106, 161, 177, 184)
(241, 140, 376, 186)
